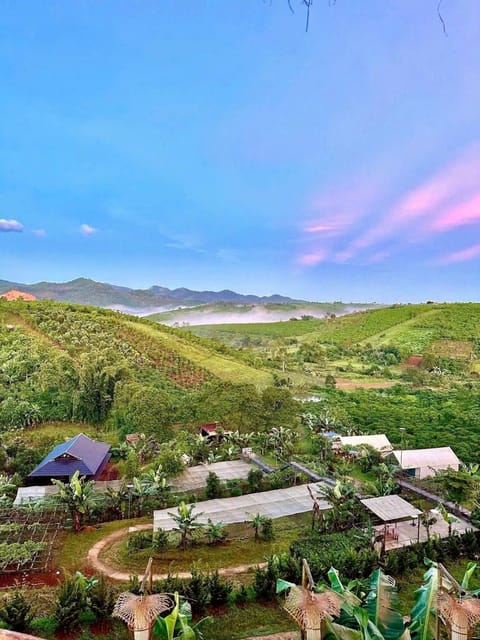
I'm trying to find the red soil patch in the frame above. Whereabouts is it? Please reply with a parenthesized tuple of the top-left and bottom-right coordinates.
(335, 379, 396, 390)
(0, 571, 61, 589)
(0, 289, 36, 301)
(405, 356, 423, 367)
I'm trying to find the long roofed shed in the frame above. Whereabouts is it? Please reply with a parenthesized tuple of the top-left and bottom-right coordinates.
(338, 434, 393, 454)
(391, 446, 460, 479)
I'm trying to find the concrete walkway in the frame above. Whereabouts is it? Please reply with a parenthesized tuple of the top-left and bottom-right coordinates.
(397, 478, 472, 520)
(86, 524, 266, 582)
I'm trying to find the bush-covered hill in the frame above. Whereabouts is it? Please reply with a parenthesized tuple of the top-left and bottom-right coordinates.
(189, 303, 480, 349)
(0, 299, 277, 434)
(185, 303, 480, 387)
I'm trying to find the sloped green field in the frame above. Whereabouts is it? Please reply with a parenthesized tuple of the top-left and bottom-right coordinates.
(189, 303, 480, 356)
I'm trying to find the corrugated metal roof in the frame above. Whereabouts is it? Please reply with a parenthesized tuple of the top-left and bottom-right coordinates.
(392, 447, 460, 470)
(28, 433, 110, 478)
(339, 434, 393, 452)
(361, 495, 421, 522)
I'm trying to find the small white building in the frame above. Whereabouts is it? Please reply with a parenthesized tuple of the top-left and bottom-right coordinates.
(336, 434, 393, 456)
(391, 446, 460, 479)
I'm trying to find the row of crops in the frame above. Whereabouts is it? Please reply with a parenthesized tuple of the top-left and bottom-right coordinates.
(0, 507, 63, 573)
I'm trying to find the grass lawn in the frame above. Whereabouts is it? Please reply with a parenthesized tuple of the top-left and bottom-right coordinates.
(205, 602, 296, 639)
(2, 421, 119, 449)
(100, 513, 311, 574)
(57, 517, 151, 573)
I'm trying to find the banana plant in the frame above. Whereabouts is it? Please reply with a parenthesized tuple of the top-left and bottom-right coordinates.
(154, 592, 209, 640)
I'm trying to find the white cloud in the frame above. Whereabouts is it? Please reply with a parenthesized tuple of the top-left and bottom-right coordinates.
(32, 229, 47, 237)
(0, 218, 24, 232)
(80, 223, 97, 236)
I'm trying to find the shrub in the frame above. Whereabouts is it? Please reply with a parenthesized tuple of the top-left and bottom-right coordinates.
(89, 575, 116, 621)
(127, 531, 152, 551)
(30, 616, 58, 637)
(247, 468, 264, 493)
(253, 561, 278, 601)
(0, 591, 33, 632)
(208, 571, 233, 607)
(152, 529, 169, 551)
(185, 567, 210, 614)
(231, 584, 250, 606)
(261, 518, 274, 541)
(55, 576, 87, 631)
(205, 471, 222, 499)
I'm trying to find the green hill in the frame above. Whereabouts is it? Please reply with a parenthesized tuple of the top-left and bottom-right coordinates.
(0, 299, 275, 434)
(184, 303, 480, 387)
(188, 303, 480, 352)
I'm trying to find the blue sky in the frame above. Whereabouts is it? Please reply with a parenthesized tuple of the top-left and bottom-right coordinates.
(1, 1, 479, 302)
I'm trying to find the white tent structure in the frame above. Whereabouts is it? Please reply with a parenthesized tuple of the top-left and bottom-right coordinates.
(337, 434, 393, 456)
(391, 446, 460, 479)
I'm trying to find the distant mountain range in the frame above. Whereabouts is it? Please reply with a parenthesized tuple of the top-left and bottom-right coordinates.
(0, 277, 302, 310)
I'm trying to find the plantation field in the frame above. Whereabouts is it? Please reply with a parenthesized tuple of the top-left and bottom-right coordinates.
(185, 303, 480, 388)
(147, 301, 380, 327)
(122, 320, 272, 386)
(189, 303, 480, 348)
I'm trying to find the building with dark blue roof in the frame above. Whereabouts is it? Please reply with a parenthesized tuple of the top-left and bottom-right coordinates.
(28, 433, 111, 484)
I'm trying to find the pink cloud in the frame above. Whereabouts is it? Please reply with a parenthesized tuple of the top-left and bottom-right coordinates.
(297, 250, 328, 266)
(304, 224, 338, 233)
(430, 192, 480, 232)
(340, 143, 480, 260)
(437, 243, 480, 265)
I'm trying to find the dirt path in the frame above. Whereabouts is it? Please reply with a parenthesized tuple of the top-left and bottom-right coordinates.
(86, 524, 266, 581)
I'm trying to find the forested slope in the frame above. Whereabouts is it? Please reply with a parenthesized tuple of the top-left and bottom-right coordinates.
(0, 300, 273, 433)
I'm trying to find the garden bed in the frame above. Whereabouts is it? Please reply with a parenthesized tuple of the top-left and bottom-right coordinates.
(0, 507, 64, 574)
(99, 513, 311, 575)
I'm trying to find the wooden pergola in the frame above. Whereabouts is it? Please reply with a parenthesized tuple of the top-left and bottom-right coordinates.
(361, 495, 422, 553)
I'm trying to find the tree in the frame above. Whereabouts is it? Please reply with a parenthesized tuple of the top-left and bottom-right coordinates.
(420, 510, 438, 542)
(248, 512, 268, 541)
(141, 465, 172, 508)
(205, 471, 222, 499)
(168, 502, 204, 550)
(325, 373, 337, 389)
(51, 470, 96, 533)
(205, 518, 226, 545)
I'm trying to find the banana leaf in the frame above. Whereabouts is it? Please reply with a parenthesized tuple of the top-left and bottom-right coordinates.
(276, 578, 297, 594)
(365, 569, 404, 640)
(325, 619, 362, 640)
(409, 563, 439, 640)
(461, 562, 477, 590)
(352, 606, 385, 640)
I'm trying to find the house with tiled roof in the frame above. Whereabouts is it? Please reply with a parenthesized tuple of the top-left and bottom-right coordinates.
(28, 433, 111, 484)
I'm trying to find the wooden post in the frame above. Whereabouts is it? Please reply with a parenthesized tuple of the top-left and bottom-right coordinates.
(140, 557, 153, 595)
(436, 567, 442, 640)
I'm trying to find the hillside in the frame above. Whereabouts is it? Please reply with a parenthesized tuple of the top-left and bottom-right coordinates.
(147, 301, 380, 326)
(0, 299, 277, 435)
(185, 303, 480, 386)
(0, 277, 301, 310)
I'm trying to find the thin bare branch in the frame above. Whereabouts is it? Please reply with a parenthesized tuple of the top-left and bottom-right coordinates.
(437, 0, 448, 36)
